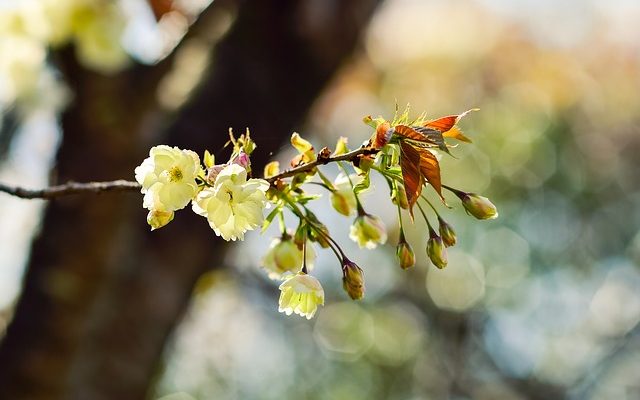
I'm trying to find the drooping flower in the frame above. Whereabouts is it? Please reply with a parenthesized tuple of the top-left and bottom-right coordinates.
(427, 229, 448, 269)
(262, 237, 316, 280)
(396, 238, 416, 270)
(278, 273, 325, 319)
(192, 164, 269, 241)
(438, 217, 457, 247)
(330, 173, 359, 216)
(391, 185, 409, 210)
(349, 213, 387, 249)
(135, 145, 201, 212)
(342, 258, 365, 300)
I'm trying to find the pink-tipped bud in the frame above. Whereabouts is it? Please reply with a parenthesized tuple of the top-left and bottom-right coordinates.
(342, 258, 365, 300)
(206, 164, 226, 184)
(438, 217, 457, 247)
(427, 229, 448, 269)
(231, 151, 251, 169)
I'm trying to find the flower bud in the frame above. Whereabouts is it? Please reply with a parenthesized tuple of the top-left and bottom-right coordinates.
(263, 161, 280, 179)
(458, 192, 498, 220)
(396, 239, 415, 270)
(147, 210, 174, 230)
(241, 129, 257, 155)
(333, 136, 349, 156)
(427, 230, 448, 269)
(373, 121, 393, 149)
(231, 151, 250, 169)
(391, 185, 409, 209)
(349, 213, 387, 249)
(438, 217, 457, 247)
(291, 132, 316, 164)
(330, 173, 358, 216)
(357, 155, 374, 172)
(262, 236, 316, 280)
(342, 259, 365, 300)
(331, 190, 356, 216)
(206, 164, 226, 184)
(203, 150, 215, 168)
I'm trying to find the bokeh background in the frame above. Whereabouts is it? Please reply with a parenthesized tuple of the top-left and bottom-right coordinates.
(1, 0, 640, 399)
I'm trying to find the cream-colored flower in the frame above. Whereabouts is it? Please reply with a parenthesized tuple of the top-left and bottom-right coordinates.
(135, 145, 201, 212)
(192, 164, 269, 241)
(262, 237, 316, 280)
(278, 273, 324, 319)
(349, 213, 387, 249)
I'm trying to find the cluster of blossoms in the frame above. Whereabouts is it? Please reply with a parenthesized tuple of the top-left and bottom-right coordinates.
(135, 108, 498, 319)
(134, 133, 269, 240)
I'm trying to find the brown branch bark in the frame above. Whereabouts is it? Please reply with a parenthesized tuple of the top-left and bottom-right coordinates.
(0, 146, 379, 200)
(0, 180, 141, 199)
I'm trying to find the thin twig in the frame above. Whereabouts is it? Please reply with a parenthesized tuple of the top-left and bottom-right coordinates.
(0, 180, 141, 200)
(0, 146, 380, 200)
(266, 146, 378, 183)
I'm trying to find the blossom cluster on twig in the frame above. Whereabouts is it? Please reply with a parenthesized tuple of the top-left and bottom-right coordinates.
(134, 107, 498, 319)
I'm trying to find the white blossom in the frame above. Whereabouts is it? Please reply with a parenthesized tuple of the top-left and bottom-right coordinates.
(192, 164, 269, 241)
(278, 273, 324, 319)
(135, 145, 201, 212)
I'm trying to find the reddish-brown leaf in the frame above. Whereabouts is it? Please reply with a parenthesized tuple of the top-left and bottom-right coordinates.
(424, 115, 458, 132)
(395, 125, 438, 144)
(396, 125, 452, 156)
(399, 142, 424, 216)
(373, 121, 392, 149)
(418, 149, 444, 201)
(423, 108, 478, 143)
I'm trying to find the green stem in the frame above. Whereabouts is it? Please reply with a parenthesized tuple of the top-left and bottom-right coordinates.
(338, 161, 364, 211)
(278, 192, 345, 261)
(416, 202, 435, 233)
(278, 211, 287, 236)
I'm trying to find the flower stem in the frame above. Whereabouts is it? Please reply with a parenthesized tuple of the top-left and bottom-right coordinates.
(416, 201, 435, 233)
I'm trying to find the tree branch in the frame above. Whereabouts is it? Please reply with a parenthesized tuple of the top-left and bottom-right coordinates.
(266, 146, 379, 183)
(0, 146, 380, 200)
(0, 180, 141, 199)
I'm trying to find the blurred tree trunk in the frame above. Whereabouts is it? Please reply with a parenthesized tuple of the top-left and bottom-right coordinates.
(0, 1, 380, 399)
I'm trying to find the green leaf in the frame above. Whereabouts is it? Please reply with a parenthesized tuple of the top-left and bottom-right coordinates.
(317, 171, 335, 190)
(295, 193, 322, 205)
(262, 205, 282, 232)
(203, 150, 214, 168)
(353, 171, 370, 195)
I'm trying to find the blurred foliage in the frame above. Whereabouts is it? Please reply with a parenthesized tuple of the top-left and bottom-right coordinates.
(155, 1, 640, 399)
